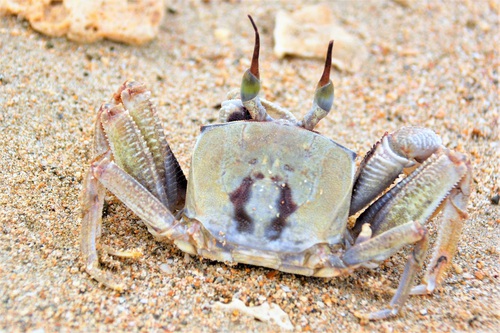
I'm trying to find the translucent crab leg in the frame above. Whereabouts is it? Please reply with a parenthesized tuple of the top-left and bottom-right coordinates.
(411, 168, 471, 294)
(81, 83, 188, 290)
(240, 15, 271, 121)
(82, 151, 186, 291)
(81, 105, 128, 291)
(81, 156, 126, 290)
(90, 152, 182, 240)
(346, 224, 429, 320)
(83, 103, 111, 241)
(300, 41, 335, 130)
(343, 221, 426, 266)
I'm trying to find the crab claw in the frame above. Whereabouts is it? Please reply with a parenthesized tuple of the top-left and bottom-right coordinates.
(240, 15, 269, 121)
(301, 41, 335, 130)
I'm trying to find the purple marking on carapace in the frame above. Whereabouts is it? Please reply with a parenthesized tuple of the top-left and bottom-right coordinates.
(229, 177, 254, 232)
(266, 183, 297, 240)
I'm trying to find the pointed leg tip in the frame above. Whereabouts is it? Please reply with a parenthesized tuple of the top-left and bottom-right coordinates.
(410, 284, 432, 295)
(354, 308, 399, 321)
(85, 264, 128, 292)
(105, 282, 126, 293)
(97, 103, 116, 119)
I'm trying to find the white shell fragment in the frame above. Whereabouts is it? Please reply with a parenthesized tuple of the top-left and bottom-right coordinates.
(0, 0, 165, 45)
(274, 4, 368, 72)
(214, 297, 293, 330)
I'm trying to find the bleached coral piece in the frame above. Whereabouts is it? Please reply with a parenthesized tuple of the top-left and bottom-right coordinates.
(0, 0, 165, 45)
(274, 4, 368, 72)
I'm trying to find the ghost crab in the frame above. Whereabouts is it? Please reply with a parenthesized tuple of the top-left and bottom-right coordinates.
(81, 16, 472, 320)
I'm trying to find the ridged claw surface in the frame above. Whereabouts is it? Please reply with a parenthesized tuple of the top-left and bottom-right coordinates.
(350, 127, 442, 215)
(355, 148, 469, 236)
(101, 102, 169, 205)
(113, 81, 186, 210)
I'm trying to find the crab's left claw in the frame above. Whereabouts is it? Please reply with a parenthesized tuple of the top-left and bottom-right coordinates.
(301, 41, 335, 130)
(240, 15, 270, 121)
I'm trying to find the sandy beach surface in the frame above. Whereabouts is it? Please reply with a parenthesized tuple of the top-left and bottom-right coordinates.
(1, 1, 499, 332)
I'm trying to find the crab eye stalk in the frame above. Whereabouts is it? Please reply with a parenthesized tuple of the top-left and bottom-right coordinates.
(301, 41, 335, 130)
(240, 15, 269, 121)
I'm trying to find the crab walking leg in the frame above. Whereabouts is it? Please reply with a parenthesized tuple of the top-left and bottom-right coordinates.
(345, 225, 430, 320)
(355, 148, 470, 237)
(91, 153, 183, 240)
(343, 221, 426, 266)
(81, 103, 132, 290)
(80, 164, 126, 290)
(411, 169, 471, 294)
(350, 127, 442, 216)
(86, 103, 113, 239)
(81, 89, 187, 290)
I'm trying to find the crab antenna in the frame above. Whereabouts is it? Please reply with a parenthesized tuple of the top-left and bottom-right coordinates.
(301, 40, 335, 130)
(240, 15, 269, 121)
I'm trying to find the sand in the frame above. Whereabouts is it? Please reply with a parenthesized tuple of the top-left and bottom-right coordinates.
(1, 1, 499, 332)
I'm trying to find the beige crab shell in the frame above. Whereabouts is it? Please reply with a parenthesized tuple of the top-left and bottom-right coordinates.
(184, 120, 356, 253)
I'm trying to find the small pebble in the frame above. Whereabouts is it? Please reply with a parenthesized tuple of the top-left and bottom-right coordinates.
(474, 271, 485, 281)
(214, 28, 231, 42)
(280, 285, 291, 293)
(491, 194, 499, 205)
(452, 263, 463, 274)
(159, 263, 173, 275)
